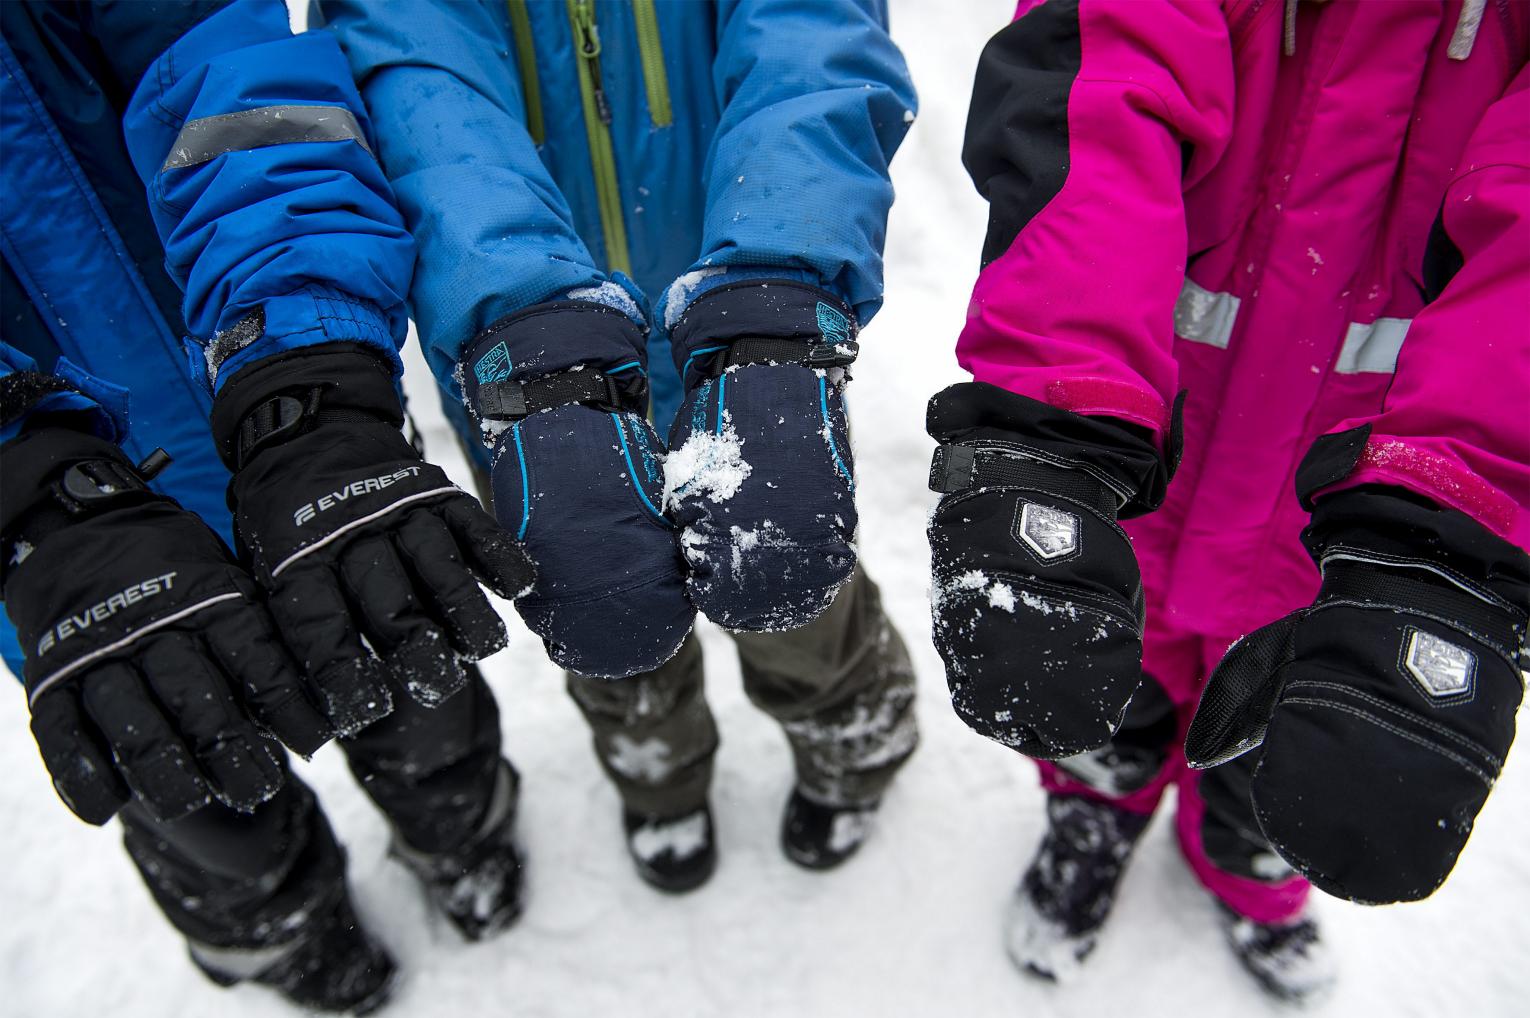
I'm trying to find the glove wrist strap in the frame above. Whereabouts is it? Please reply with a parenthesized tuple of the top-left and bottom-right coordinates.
(1317, 555, 1528, 662)
(212, 344, 403, 469)
(929, 440, 1129, 518)
(687, 335, 859, 381)
(476, 368, 645, 422)
(1, 439, 171, 590)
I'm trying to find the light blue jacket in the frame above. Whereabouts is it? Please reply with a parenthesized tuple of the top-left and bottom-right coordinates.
(315, 0, 916, 434)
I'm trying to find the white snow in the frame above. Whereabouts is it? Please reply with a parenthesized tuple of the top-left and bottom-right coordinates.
(628, 812, 711, 864)
(566, 280, 643, 322)
(662, 266, 725, 329)
(2, 3, 1526, 1017)
(662, 417, 752, 510)
(827, 811, 872, 855)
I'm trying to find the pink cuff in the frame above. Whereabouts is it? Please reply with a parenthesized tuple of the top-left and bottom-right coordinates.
(1318, 436, 1527, 548)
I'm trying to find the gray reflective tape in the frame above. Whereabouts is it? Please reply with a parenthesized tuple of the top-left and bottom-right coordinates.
(1173, 278, 1240, 349)
(1335, 317, 1409, 374)
(162, 105, 371, 171)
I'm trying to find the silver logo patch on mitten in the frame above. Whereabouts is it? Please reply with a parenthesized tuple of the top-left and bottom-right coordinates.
(1018, 503, 1079, 561)
(1404, 630, 1476, 699)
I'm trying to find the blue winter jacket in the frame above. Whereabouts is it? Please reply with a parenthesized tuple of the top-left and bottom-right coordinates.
(314, 0, 916, 438)
(0, 0, 415, 676)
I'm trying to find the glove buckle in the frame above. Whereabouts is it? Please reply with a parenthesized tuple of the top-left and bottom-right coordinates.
(805, 340, 859, 369)
(929, 444, 977, 494)
(59, 458, 151, 510)
(480, 379, 529, 421)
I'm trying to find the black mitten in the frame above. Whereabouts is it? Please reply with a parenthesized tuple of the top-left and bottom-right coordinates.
(2, 428, 327, 824)
(211, 344, 534, 731)
(1187, 486, 1529, 904)
(926, 382, 1177, 759)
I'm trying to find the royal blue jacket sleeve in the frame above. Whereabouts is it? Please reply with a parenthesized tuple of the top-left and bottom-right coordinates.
(0, 343, 123, 445)
(663, 0, 917, 328)
(121, 0, 416, 390)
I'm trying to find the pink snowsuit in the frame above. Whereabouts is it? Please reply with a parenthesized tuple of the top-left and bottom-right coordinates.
(959, 0, 1530, 921)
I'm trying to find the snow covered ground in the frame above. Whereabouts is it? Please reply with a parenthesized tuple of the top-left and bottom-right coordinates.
(2, 2, 1527, 1015)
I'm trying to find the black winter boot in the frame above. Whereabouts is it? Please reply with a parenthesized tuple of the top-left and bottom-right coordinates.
(191, 895, 396, 1015)
(391, 760, 526, 940)
(780, 789, 878, 871)
(1005, 794, 1153, 981)
(623, 804, 717, 893)
(1218, 903, 1335, 1004)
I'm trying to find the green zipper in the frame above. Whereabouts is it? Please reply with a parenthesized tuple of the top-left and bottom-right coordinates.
(567, 0, 632, 275)
(630, 0, 672, 127)
(506, 0, 545, 145)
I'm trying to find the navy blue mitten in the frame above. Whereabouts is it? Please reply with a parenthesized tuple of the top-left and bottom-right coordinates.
(461, 303, 693, 678)
(666, 281, 859, 632)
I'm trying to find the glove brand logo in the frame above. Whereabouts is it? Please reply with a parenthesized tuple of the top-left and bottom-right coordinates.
(293, 467, 422, 526)
(1017, 503, 1079, 561)
(816, 302, 850, 347)
(1403, 630, 1476, 699)
(474, 341, 514, 385)
(37, 572, 177, 655)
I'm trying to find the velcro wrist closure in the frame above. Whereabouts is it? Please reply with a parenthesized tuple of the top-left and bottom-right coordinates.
(929, 440, 1126, 518)
(461, 302, 649, 427)
(927, 382, 1169, 518)
(1304, 487, 1530, 616)
(668, 280, 857, 386)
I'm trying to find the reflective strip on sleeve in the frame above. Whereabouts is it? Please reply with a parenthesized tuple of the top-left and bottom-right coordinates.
(1173, 278, 1241, 349)
(1334, 317, 1410, 374)
(162, 105, 372, 171)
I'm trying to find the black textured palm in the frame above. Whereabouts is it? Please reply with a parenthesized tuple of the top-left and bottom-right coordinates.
(7, 501, 326, 825)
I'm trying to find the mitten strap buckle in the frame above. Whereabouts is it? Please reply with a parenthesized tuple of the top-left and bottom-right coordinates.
(705, 337, 860, 377)
(478, 369, 640, 422)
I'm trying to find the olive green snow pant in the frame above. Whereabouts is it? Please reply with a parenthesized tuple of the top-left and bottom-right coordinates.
(566, 566, 919, 818)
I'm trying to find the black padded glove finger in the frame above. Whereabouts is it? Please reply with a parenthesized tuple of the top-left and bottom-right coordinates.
(926, 382, 1178, 759)
(1187, 487, 1530, 904)
(2, 430, 323, 824)
(211, 344, 533, 727)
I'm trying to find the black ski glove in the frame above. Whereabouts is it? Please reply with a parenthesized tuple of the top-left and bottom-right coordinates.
(461, 303, 694, 678)
(926, 382, 1178, 759)
(211, 344, 534, 732)
(665, 281, 859, 631)
(1187, 482, 1529, 904)
(2, 428, 328, 824)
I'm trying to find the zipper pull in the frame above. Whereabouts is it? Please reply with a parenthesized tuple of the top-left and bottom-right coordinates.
(573, 1, 601, 60)
(572, 1, 612, 125)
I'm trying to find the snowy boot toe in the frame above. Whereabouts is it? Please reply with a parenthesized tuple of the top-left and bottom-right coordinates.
(780, 789, 878, 870)
(1218, 904, 1335, 1005)
(624, 804, 717, 893)
(191, 895, 397, 1015)
(391, 761, 526, 941)
(1004, 794, 1152, 981)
